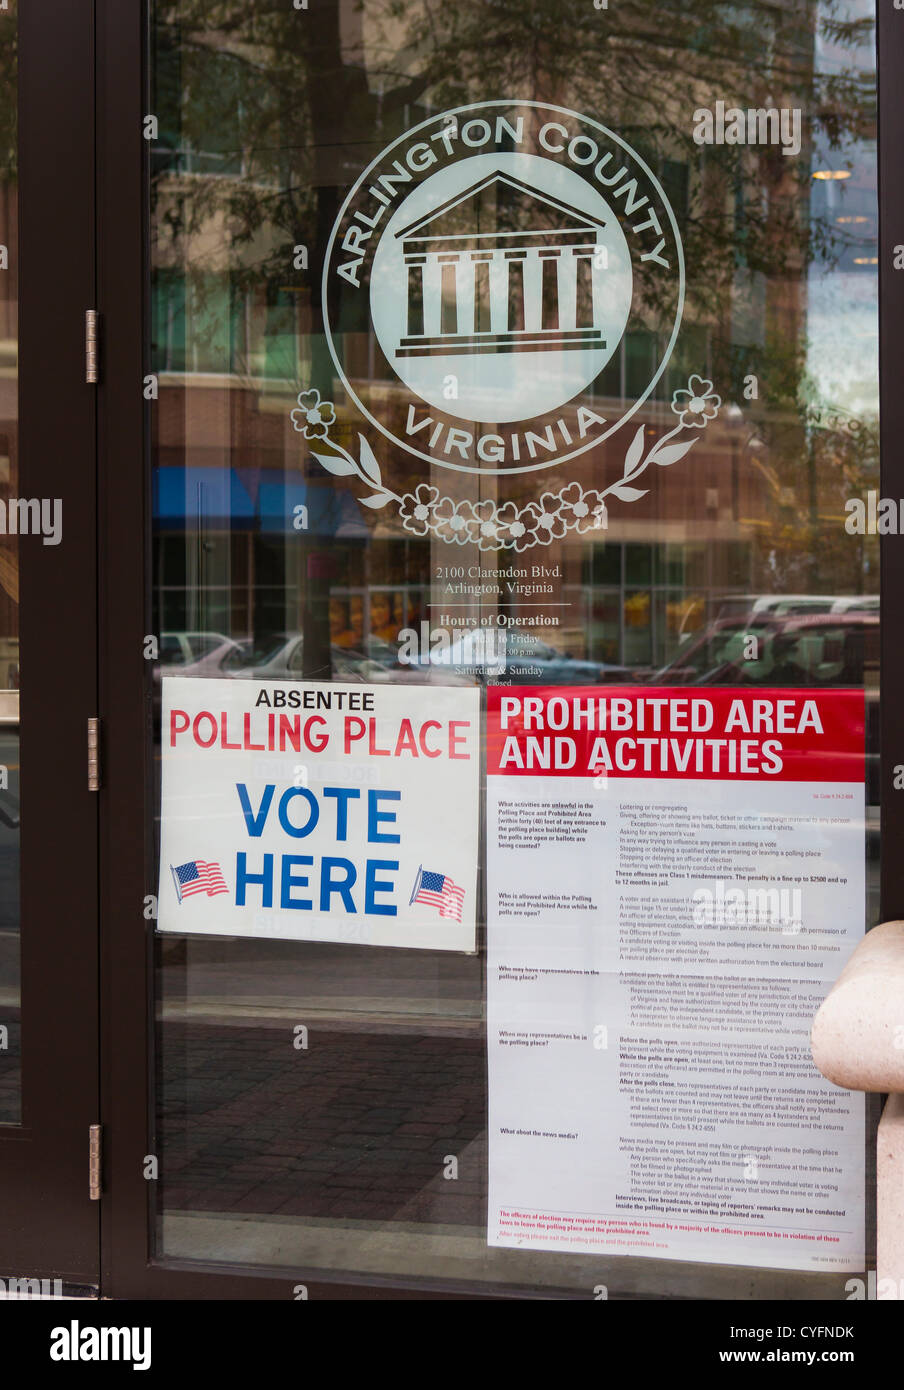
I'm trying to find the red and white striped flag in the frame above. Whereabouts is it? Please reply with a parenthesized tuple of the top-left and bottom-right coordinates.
(172, 859, 228, 901)
(410, 867, 465, 923)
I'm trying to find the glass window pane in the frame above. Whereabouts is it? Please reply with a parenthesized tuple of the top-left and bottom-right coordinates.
(148, 0, 879, 1294)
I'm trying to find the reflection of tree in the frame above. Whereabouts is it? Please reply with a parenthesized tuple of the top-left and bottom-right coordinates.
(152, 0, 875, 353)
(740, 398, 879, 594)
(150, 0, 869, 339)
(150, 0, 879, 605)
(385, 0, 872, 308)
(152, 0, 422, 362)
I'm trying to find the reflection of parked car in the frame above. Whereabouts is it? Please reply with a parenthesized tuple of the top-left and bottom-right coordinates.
(159, 631, 233, 667)
(337, 633, 477, 684)
(360, 635, 407, 668)
(429, 632, 636, 686)
(152, 635, 257, 717)
(164, 636, 253, 678)
(501, 636, 636, 685)
(652, 612, 879, 812)
(677, 593, 880, 643)
(237, 633, 389, 684)
(653, 612, 878, 689)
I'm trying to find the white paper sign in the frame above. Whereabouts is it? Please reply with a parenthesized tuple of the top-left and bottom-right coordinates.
(486, 686, 866, 1272)
(158, 677, 479, 951)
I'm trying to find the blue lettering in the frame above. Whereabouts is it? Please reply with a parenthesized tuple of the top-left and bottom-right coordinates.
(368, 789, 401, 843)
(278, 786, 320, 837)
(280, 855, 313, 910)
(236, 783, 275, 837)
(365, 859, 398, 915)
(319, 857, 357, 912)
(324, 786, 361, 840)
(235, 852, 274, 907)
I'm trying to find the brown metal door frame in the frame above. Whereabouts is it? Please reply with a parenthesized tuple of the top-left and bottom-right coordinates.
(98, 0, 893, 1300)
(0, 0, 100, 1285)
(879, 1, 904, 918)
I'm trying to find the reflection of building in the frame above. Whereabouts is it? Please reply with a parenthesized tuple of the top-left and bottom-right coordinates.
(147, 63, 878, 679)
(395, 172, 606, 357)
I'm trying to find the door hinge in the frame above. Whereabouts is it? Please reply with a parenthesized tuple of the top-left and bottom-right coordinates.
(89, 1124, 102, 1201)
(85, 309, 100, 384)
(87, 717, 101, 791)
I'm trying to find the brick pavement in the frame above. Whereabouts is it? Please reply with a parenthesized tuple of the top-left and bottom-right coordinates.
(158, 1023, 486, 1223)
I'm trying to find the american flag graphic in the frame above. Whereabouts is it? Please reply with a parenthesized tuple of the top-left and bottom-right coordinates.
(171, 860, 228, 902)
(410, 866, 465, 923)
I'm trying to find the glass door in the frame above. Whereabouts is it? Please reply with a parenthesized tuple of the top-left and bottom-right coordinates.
(104, 0, 886, 1298)
(0, 0, 100, 1286)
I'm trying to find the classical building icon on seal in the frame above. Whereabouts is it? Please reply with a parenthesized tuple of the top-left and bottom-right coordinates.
(394, 171, 608, 359)
(297, 102, 719, 550)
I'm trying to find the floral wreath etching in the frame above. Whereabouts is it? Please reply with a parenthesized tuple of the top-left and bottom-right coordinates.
(291, 375, 721, 552)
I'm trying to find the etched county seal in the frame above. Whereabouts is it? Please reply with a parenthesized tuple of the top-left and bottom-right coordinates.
(322, 100, 684, 476)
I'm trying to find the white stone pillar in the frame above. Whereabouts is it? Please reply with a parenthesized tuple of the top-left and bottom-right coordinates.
(488, 250, 509, 335)
(523, 251, 543, 333)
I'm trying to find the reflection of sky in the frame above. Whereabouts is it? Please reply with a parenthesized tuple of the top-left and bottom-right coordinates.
(807, 0, 878, 418)
(807, 270, 878, 418)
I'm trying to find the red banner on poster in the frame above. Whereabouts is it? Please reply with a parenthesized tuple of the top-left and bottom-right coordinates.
(486, 687, 864, 782)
